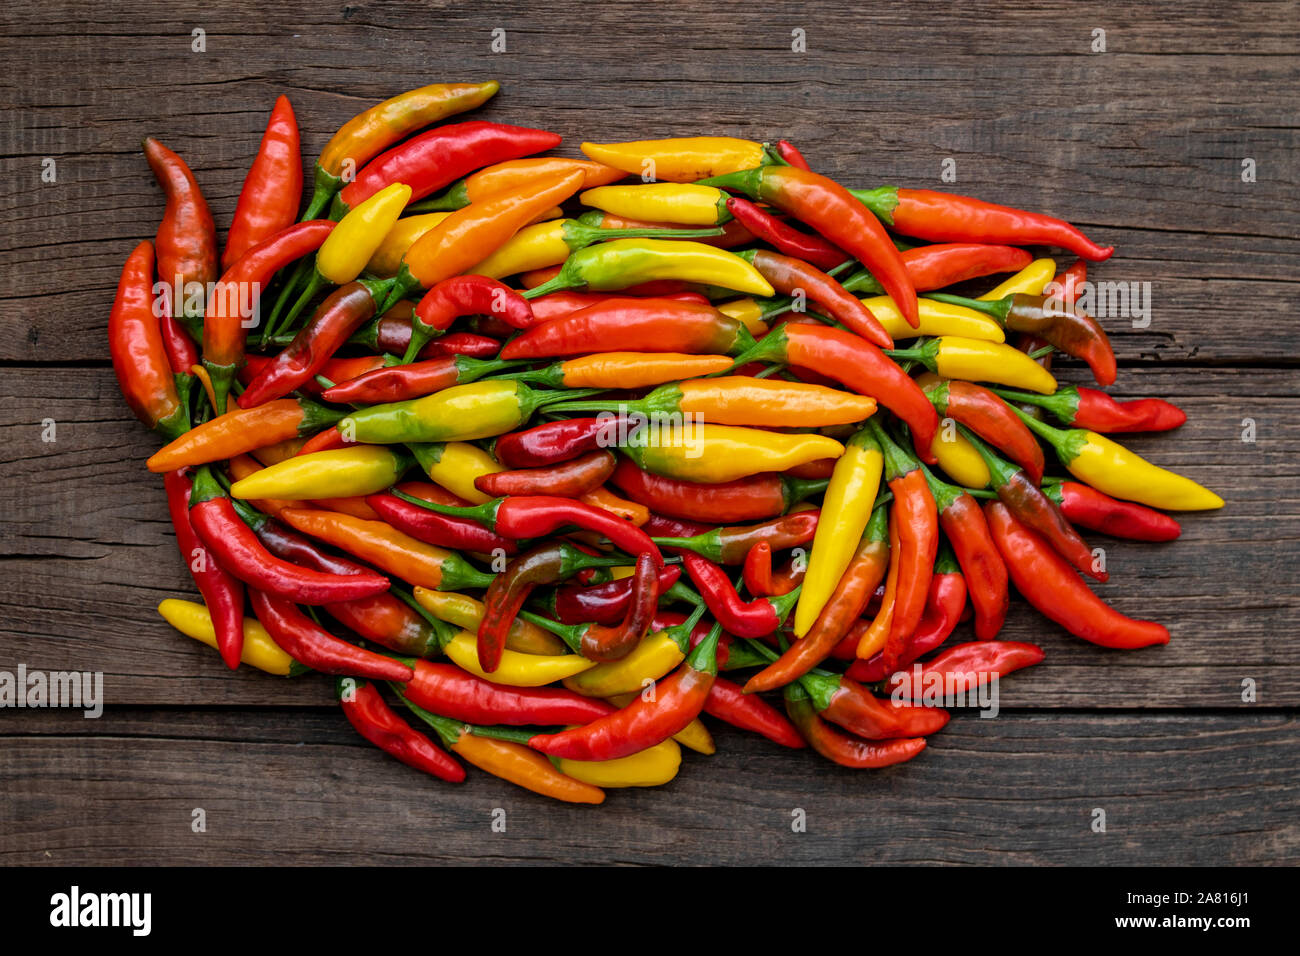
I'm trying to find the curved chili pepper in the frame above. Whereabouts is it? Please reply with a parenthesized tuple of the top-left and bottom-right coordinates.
(868, 421, 939, 671)
(339, 678, 464, 782)
(961, 426, 1105, 582)
(148, 398, 342, 472)
(885, 640, 1045, 700)
(108, 241, 188, 440)
(1044, 481, 1182, 542)
(356, 303, 502, 359)
(365, 490, 519, 555)
(921, 467, 1007, 640)
(143, 137, 217, 321)
(203, 221, 335, 412)
(548, 563, 682, 625)
(849, 545, 968, 682)
(928, 291, 1117, 386)
(502, 296, 755, 360)
(733, 323, 940, 463)
(522, 552, 660, 662)
(187, 468, 389, 604)
(398, 659, 613, 726)
(402, 275, 533, 364)
(320, 355, 516, 405)
(529, 623, 721, 760)
(704, 675, 806, 748)
(682, 552, 799, 638)
(224, 96, 302, 270)
(990, 385, 1187, 433)
(786, 654, 950, 739)
(610, 457, 825, 523)
(494, 417, 611, 469)
(701, 166, 918, 326)
(741, 541, 804, 597)
(249, 589, 413, 681)
(925, 377, 1044, 484)
(388, 490, 664, 568)
(739, 248, 893, 348)
(985, 500, 1169, 648)
(278, 506, 494, 592)
(725, 197, 847, 271)
(335, 120, 560, 216)
(473, 450, 616, 500)
(783, 682, 926, 769)
(654, 511, 819, 565)
(852, 186, 1113, 261)
(164, 470, 245, 670)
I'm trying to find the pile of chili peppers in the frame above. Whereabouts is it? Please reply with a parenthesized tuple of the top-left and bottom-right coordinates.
(116, 82, 1223, 803)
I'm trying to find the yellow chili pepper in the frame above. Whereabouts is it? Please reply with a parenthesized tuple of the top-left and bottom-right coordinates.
(889, 336, 1057, 394)
(862, 295, 1005, 343)
(979, 257, 1057, 300)
(716, 298, 771, 337)
(622, 423, 845, 483)
(412, 587, 566, 655)
(605, 692, 716, 754)
(318, 182, 411, 284)
(794, 427, 883, 637)
(442, 629, 594, 685)
(523, 238, 775, 299)
(580, 183, 730, 226)
(1016, 411, 1224, 511)
(366, 212, 451, 277)
(563, 629, 686, 697)
(469, 218, 570, 279)
(157, 599, 297, 676)
(558, 738, 683, 788)
(409, 440, 502, 504)
(581, 136, 766, 182)
(931, 429, 991, 488)
(229, 446, 410, 500)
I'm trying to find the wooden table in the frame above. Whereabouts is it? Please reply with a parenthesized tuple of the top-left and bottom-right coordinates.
(2, 1, 1296, 865)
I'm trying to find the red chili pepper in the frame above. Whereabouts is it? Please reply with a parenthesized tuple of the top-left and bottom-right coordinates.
(849, 546, 968, 683)
(741, 541, 804, 597)
(204, 220, 336, 413)
(160, 311, 200, 377)
(338, 678, 465, 782)
(250, 589, 413, 681)
(108, 241, 188, 440)
(701, 165, 918, 326)
(704, 675, 806, 748)
(320, 354, 516, 405)
(985, 500, 1170, 649)
(495, 417, 610, 469)
(366, 489, 520, 556)
(991, 384, 1187, 433)
(529, 624, 723, 760)
(654, 511, 819, 565)
(774, 139, 811, 170)
(359, 303, 503, 359)
(297, 426, 349, 456)
(400, 659, 614, 726)
(523, 552, 661, 661)
(682, 553, 799, 638)
(868, 421, 939, 671)
(734, 322, 940, 463)
(921, 470, 1008, 641)
(165, 470, 245, 669)
(853, 186, 1113, 261)
(792, 657, 950, 738)
(886, 641, 1045, 700)
(962, 427, 1106, 583)
(548, 563, 682, 625)
(783, 683, 926, 769)
(475, 450, 616, 499)
(1045, 481, 1182, 542)
(725, 197, 847, 271)
(143, 137, 217, 319)
(925, 377, 1045, 484)
(239, 279, 384, 408)
(528, 289, 711, 322)
(223, 95, 302, 270)
(899, 243, 1033, 291)
(501, 297, 755, 359)
(610, 457, 826, 523)
(405, 275, 533, 364)
(740, 248, 892, 348)
(335, 121, 562, 213)
(187, 467, 390, 605)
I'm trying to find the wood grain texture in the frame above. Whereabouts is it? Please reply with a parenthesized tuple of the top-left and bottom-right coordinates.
(0, 0, 1296, 864)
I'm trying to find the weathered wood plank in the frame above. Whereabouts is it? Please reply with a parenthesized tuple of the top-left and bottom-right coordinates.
(1, 366, 1294, 707)
(1, 707, 1294, 865)
(0, 2, 1295, 362)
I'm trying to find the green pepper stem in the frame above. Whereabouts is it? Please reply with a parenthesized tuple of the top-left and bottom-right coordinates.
(924, 292, 1011, 322)
(866, 417, 920, 481)
(390, 487, 499, 526)
(517, 610, 584, 653)
(955, 424, 1017, 489)
(684, 621, 723, 676)
(662, 580, 705, 607)
(393, 689, 464, 746)
(662, 602, 708, 654)
(987, 385, 1076, 423)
